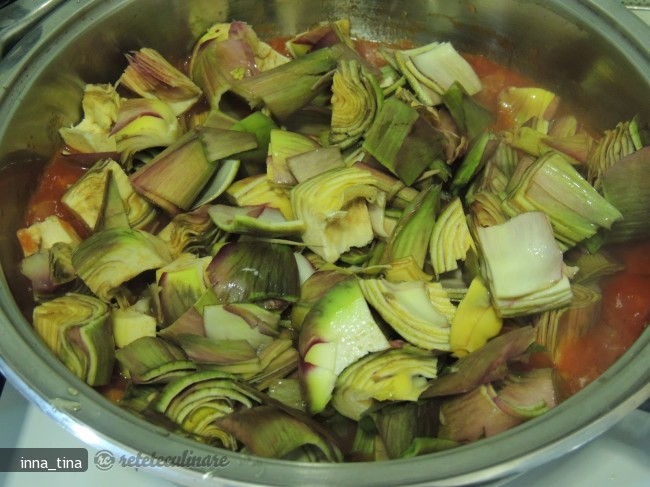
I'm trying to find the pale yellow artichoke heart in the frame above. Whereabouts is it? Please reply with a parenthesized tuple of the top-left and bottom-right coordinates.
(292, 167, 379, 263)
(59, 83, 120, 154)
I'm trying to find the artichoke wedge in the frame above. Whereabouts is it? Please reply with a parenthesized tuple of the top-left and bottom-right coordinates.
(115, 336, 197, 384)
(360, 278, 451, 351)
(205, 241, 300, 307)
(72, 228, 173, 302)
(328, 59, 383, 149)
(429, 196, 475, 277)
(33, 293, 115, 386)
(120, 47, 202, 116)
(331, 345, 438, 421)
(475, 212, 573, 317)
(59, 83, 120, 154)
(111, 98, 181, 160)
(291, 166, 381, 263)
(218, 405, 343, 461)
(298, 277, 390, 414)
(153, 370, 261, 447)
(157, 206, 223, 258)
(61, 158, 157, 231)
(504, 152, 622, 248)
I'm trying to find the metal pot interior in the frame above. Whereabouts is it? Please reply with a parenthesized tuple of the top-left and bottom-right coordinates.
(1, 1, 649, 485)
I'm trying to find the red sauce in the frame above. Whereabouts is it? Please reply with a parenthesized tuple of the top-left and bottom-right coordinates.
(24, 153, 88, 234)
(556, 242, 650, 395)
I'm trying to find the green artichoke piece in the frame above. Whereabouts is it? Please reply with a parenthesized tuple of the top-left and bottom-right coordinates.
(62, 158, 157, 231)
(331, 345, 438, 421)
(291, 166, 380, 263)
(602, 147, 650, 242)
(360, 278, 451, 351)
(120, 47, 202, 116)
(115, 336, 196, 384)
(218, 405, 343, 461)
(329, 59, 383, 149)
(363, 97, 446, 186)
(58, 83, 119, 154)
(33, 293, 115, 386)
(72, 227, 172, 302)
(205, 241, 300, 307)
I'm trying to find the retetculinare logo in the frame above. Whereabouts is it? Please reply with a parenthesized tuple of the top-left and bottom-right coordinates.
(93, 449, 230, 471)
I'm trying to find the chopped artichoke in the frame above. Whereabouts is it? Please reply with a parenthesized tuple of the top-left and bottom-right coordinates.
(189, 21, 289, 106)
(72, 227, 172, 302)
(587, 118, 643, 190)
(130, 127, 256, 214)
(226, 174, 294, 220)
(217, 405, 343, 461)
(476, 212, 573, 317)
(328, 59, 383, 149)
(59, 83, 120, 154)
(112, 304, 157, 348)
(61, 158, 157, 231)
(380, 184, 441, 273)
(120, 47, 202, 116)
(421, 326, 536, 398)
(291, 166, 380, 263)
(429, 196, 475, 276)
(157, 206, 223, 258)
(497, 87, 559, 128)
(153, 369, 260, 446)
(438, 384, 522, 442)
(392, 42, 481, 106)
(231, 44, 347, 120)
(111, 98, 181, 160)
(360, 278, 451, 351)
(285, 19, 353, 58)
(203, 303, 281, 349)
(115, 336, 197, 384)
(208, 204, 305, 237)
(298, 277, 390, 414)
(535, 284, 601, 362)
(205, 241, 300, 307)
(362, 97, 446, 186)
(267, 129, 320, 187)
(156, 253, 210, 326)
(504, 151, 623, 248)
(33, 293, 115, 386)
(602, 147, 650, 242)
(450, 277, 502, 358)
(287, 147, 345, 183)
(331, 345, 438, 420)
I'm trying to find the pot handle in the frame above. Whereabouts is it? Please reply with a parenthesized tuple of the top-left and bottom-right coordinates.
(0, 0, 66, 59)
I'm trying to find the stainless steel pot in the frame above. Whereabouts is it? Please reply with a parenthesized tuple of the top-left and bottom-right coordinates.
(1, 1, 649, 485)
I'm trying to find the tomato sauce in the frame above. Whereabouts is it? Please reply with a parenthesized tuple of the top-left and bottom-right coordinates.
(556, 242, 650, 395)
(24, 153, 89, 235)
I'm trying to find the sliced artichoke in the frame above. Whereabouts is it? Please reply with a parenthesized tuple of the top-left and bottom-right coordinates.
(331, 345, 438, 420)
(59, 83, 120, 154)
(61, 158, 157, 231)
(328, 59, 383, 149)
(72, 227, 173, 302)
(291, 166, 380, 263)
(33, 293, 115, 386)
(120, 47, 202, 116)
(360, 278, 451, 351)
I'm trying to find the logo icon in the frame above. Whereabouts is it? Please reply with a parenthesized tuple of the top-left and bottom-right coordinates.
(94, 450, 115, 471)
